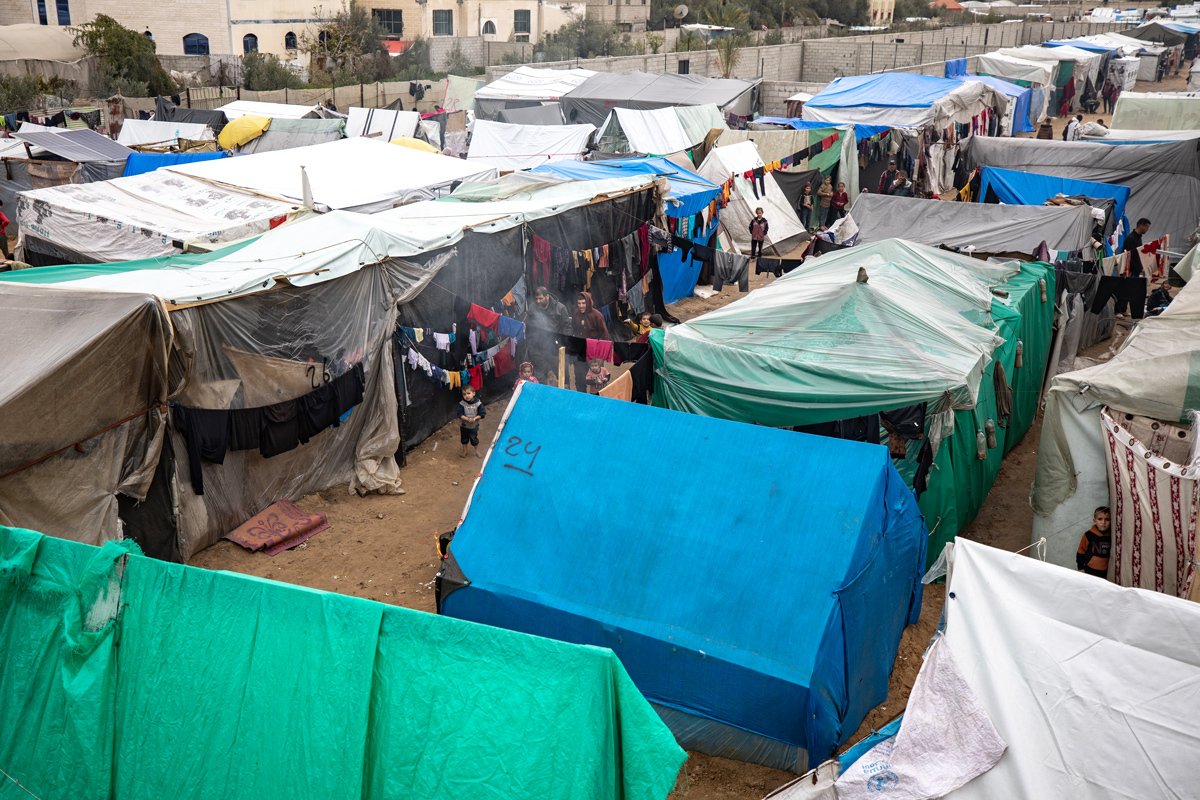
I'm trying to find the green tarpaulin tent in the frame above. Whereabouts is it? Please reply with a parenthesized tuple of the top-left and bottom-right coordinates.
(0, 525, 685, 800)
(650, 239, 1054, 559)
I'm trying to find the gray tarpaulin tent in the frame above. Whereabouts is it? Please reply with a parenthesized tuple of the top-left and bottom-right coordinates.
(561, 71, 759, 127)
(963, 136, 1200, 248)
(850, 193, 1095, 255)
(497, 104, 564, 125)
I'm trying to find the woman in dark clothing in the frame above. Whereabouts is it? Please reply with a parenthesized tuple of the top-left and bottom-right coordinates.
(572, 291, 609, 339)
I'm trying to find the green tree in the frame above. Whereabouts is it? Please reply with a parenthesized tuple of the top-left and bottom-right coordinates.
(673, 30, 704, 52)
(71, 14, 176, 96)
(242, 52, 305, 91)
(539, 18, 641, 60)
(300, 1, 395, 85)
(0, 76, 40, 112)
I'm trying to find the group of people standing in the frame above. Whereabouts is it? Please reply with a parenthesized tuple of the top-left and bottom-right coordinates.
(795, 176, 851, 232)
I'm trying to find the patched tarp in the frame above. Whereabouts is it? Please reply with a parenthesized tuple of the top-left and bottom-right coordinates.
(440, 385, 927, 773)
(0, 525, 686, 800)
(963, 135, 1200, 249)
(562, 71, 758, 127)
(466, 119, 595, 169)
(851, 193, 1094, 254)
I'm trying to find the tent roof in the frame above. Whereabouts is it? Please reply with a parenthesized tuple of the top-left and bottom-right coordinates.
(803, 73, 1003, 127)
(1124, 21, 1194, 45)
(1044, 36, 1122, 52)
(217, 100, 324, 119)
(116, 119, 215, 147)
(163, 137, 497, 212)
(1083, 127, 1200, 143)
(235, 117, 346, 155)
(0, 23, 85, 61)
(442, 383, 928, 763)
(465, 119, 595, 170)
(474, 66, 597, 101)
(345, 106, 419, 139)
(563, 70, 757, 108)
(933, 539, 1200, 799)
(651, 239, 1018, 427)
(529, 156, 719, 216)
(1112, 91, 1200, 130)
(12, 128, 133, 162)
(4, 175, 656, 304)
(751, 117, 890, 140)
(955, 72, 1030, 98)
(850, 194, 1094, 254)
(601, 106, 694, 154)
(964, 136, 1200, 248)
(695, 140, 808, 248)
(496, 103, 563, 125)
(976, 51, 1057, 85)
(978, 165, 1131, 227)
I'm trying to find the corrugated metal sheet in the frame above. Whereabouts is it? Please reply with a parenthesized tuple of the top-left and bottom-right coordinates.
(12, 128, 132, 163)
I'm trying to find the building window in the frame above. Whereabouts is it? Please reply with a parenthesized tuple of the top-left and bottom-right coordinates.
(36, 0, 47, 24)
(243, 34, 258, 53)
(678, 59, 689, 74)
(481, 19, 496, 34)
(513, 9, 531, 33)
(55, 0, 69, 24)
(284, 31, 297, 49)
(432, 9, 453, 35)
(144, 30, 154, 40)
(183, 33, 210, 55)
(372, 9, 404, 36)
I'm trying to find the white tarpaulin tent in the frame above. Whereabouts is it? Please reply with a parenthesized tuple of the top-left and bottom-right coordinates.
(1112, 91, 1200, 130)
(856, 539, 1200, 799)
(466, 119, 595, 170)
(117, 119, 215, 147)
(165, 137, 498, 213)
(345, 106, 419, 140)
(217, 100, 325, 120)
(596, 106, 716, 155)
(802, 73, 1005, 129)
(1033, 278, 1200, 572)
(696, 140, 806, 252)
(976, 52, 1056, 87)
(474, 66, 596, 120)
(997, 45, 1104, 87)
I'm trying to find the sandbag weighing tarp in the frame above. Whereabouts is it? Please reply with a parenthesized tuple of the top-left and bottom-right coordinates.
(1112, 92, 1200, 130)
(954, 73, 1035, 133)
(474, 66, 597, 120)
(530, 158, 721, 303)
(466, 119, 595, 169)
(978, 165, 1131, 232)
(0, 525, 685, 800)
(927, 540, 1200, 798)
(238, 117, 347, 154)
(561, 71, 758, 127)
(122, 150, 228, 177)
(851, 193, 1094, 254)
(15, 170, 300, 263)
(696, 140, 807, 251)
(1033, 277, 1200, 569)
(801, 73, 1004, 129)
(165, 137, 498, 213)
(0, 288, 170, 544)
(439, 384, 927, 773)
(964, 136, 1200, 251)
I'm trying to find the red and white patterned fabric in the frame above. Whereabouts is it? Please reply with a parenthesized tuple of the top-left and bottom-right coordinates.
(1102, 409, 1200, 599)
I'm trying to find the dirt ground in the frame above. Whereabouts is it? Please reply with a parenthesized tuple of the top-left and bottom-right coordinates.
(189, 76, 1166, 798)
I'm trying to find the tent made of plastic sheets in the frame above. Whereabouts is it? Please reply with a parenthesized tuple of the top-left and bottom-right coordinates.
(0, 525, 685, 800)
(649, 239, 1056, 559)
(465, 119, 596, 170)
(963, 135, 1200, 252)
(994, 45, 1105, 90)
(1112, 91, 1200, 130)
(800, 73, 1006, 129)
(560, 71, 759, 127)
(975, 51, 1057, 87)
(850, 193, 1094, 255)
(594, 104, 728, 156)
(473, 66, 597, 120)
(116, 118, 215, 147)
(775, 539, 1200, 799)
(216, 99, 327, 120)
(695, 140, 807, 252)
(439, 384, 927, 774)
(715, 125, 861, 198)
(1033, 277, 1200, 588)
(954, 73, 1037, 133)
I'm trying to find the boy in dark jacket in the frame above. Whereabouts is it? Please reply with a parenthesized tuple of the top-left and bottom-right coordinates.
(458, 386, 486, 459)
(748, 208, 769, 259)
(1076, 506, 1112, 578)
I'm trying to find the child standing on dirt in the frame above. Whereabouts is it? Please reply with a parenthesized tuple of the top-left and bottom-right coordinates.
(748, 208, 769, 260)
(1076, 506, 1112, 578)
(458, 386, 486, 458)
(584, 358, 610, 394)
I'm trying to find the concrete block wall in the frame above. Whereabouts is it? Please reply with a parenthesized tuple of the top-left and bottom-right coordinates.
(758, 80, 827, 116)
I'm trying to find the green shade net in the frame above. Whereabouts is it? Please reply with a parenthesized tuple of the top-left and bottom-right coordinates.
(0, 526, 685, 800)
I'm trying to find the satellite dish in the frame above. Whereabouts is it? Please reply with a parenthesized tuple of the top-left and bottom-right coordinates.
(673, 4, 689, 19)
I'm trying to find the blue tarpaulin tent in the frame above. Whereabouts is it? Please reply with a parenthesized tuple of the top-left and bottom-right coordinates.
(1045, 37, 1120, 52)
(802, 73, 1002, 129)
(752, 117, 890, 141)
(122, 150, 228, 177)
(532, 157, 720, 304)
(438, 383, 928, 773)
(956, 74, 1035, 134)
(979, 165, 1130, 245)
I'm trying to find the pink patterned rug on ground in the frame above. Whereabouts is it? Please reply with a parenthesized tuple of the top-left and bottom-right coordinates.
(224, 499, 330, 555)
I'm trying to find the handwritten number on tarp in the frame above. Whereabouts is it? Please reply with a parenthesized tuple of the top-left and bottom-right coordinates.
(306, 358, 332, 389)
(501, 436, 540, 476)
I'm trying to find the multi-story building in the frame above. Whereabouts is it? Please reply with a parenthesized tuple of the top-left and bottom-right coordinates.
(580, 0, 649, 32)
(359, 0, 584, 44)
(867, 0, 896, 25)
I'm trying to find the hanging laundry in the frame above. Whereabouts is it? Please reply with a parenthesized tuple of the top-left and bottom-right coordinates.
(468, 366, 483, 390)
(585, 338, 615, 363)
(467, 303, 501, 332)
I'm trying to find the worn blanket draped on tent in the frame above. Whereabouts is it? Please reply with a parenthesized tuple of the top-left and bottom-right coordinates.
(0, 525, 685, 800)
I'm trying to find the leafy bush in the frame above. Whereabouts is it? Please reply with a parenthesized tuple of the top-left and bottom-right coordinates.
(242, 52, 304, 90)
(71, 14, 176, 96)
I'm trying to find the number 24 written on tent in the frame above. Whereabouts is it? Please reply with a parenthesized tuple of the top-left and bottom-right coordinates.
(500, 436, 541, 477)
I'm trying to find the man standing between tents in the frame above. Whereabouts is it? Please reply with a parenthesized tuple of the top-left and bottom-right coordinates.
(524, 286, 570, 383)
(877, 159, 900, 194)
